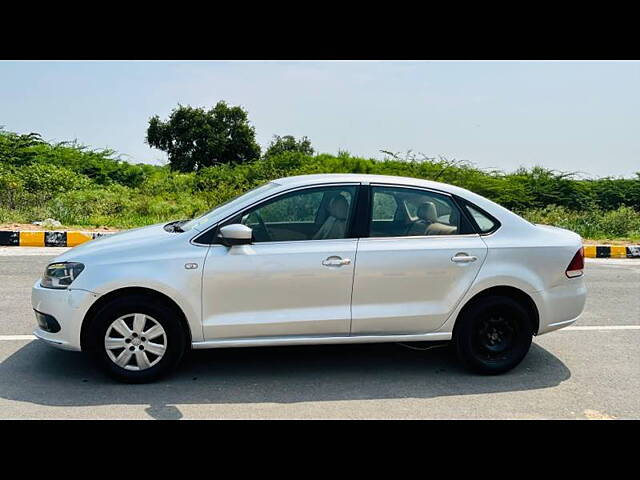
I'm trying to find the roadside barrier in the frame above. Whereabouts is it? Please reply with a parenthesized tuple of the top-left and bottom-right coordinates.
(583, 245, 640, 258)
(0, 231, 114, 247)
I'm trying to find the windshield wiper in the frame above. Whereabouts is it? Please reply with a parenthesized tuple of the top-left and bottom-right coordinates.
(164, 220, 189, 233)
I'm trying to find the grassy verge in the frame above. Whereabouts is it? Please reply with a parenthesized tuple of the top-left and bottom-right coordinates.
(582, 239, 639, 245)
(0, 222, 119, 232)
(519, 205, 640, 242)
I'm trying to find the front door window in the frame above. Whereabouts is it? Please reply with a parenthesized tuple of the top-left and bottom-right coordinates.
(223, 186, 357, 242)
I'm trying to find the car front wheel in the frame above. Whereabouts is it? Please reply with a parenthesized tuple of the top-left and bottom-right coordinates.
(88, 295, 187, 383)
(454, 295, 533, 375)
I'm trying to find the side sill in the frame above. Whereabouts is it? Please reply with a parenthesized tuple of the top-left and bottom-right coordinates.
(192, 332, 453, 350)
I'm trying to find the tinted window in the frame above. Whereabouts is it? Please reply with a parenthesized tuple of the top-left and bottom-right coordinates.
(223, 186, 357, 243)
(369, 186, 468, 237)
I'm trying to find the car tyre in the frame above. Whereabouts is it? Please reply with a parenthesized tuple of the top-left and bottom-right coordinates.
(454, 295, 533, 375)
(88, 295, 187, 383)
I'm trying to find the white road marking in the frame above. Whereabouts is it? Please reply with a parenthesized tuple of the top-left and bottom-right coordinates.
(1, 326, 639, 342)
(585, 258, 640, 266)
(563, 325, 640, 331)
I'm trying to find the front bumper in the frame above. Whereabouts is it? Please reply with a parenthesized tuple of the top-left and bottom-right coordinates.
(31, 281, 98, 351)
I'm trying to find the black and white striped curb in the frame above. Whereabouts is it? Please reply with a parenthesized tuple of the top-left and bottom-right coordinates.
(0, 231, 114, 247)
(584, 245, 640, 258)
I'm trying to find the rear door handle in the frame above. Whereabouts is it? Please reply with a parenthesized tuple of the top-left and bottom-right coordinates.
(322, 256, 351, 267)
(451, 253, 477, 263)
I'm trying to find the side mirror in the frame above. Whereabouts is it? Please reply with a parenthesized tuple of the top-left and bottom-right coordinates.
(218, 224, 252, 247)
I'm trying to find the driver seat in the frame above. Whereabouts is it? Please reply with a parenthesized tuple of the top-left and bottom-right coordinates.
(313, 195, 349, 240)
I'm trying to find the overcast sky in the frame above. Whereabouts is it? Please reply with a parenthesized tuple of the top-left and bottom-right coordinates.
(1, 60, 638, 178)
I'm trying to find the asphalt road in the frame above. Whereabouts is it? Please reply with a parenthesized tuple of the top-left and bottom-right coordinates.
(0, 248, 638, 419)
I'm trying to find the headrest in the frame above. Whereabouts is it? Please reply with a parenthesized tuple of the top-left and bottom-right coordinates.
(329, 195, 349, 220)
(417, 201, 438, 223)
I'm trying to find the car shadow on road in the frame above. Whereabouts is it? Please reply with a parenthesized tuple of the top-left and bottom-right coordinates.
(0, 340, 571, 419)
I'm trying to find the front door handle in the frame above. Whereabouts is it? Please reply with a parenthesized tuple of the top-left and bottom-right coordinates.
(451, 253, 478, 263)
(322, 256, 352, 267)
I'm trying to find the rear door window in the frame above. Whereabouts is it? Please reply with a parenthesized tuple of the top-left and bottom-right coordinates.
(369, 186, 472, 237)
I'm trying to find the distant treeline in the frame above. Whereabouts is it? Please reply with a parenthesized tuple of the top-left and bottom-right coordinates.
(1, 129, 639, 240)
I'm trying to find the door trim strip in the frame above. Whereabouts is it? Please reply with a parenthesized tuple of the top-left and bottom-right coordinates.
(192, 331, 452, 349)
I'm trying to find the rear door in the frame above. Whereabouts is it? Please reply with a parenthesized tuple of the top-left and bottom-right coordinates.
(351, 184, 487, 335)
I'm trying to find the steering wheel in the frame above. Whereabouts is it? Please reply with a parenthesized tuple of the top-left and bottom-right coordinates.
(252, 210, 272, 242)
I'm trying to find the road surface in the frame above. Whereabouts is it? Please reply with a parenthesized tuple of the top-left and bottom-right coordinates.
(0, 248, 638, 419)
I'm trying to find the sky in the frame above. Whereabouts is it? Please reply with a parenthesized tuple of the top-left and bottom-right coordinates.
(0, 60, 638, 178)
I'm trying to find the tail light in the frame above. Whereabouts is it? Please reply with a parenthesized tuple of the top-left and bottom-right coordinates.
(566, 247, 584, 278)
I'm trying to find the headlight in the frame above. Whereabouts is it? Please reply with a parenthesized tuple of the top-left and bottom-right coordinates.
(40, 262, 85, 289)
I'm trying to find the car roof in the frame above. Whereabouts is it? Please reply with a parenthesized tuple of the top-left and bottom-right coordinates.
(273, 173, 470, 196)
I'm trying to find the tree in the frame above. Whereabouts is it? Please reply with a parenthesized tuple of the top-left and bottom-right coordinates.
(146, 102, 261, 172)
(264, 135, 314, 158)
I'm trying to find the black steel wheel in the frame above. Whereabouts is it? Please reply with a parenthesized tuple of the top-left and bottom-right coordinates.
(454, 295, 533, 374)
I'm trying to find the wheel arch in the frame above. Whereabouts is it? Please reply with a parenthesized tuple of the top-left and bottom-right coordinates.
(453, 285, 540, 336)
(80, 286, 192, 351)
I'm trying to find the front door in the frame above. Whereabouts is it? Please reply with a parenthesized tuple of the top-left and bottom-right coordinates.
(201, 184, 359, 340)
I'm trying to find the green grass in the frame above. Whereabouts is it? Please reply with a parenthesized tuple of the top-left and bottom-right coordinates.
(519, 205, 640, 242)
(3, 192, 640, 242)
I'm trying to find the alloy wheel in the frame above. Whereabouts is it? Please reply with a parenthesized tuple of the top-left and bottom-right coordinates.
(104, 313, 167, 371)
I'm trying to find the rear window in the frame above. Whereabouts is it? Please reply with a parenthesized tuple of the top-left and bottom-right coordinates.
(465, 205, 497, 233)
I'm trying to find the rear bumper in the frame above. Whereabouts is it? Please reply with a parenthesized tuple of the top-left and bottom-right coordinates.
(31, 281, 98, 351)
(533, 277, 587, 335)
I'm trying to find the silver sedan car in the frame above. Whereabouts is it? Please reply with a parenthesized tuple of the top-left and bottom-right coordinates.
(32, 174, 586, 383)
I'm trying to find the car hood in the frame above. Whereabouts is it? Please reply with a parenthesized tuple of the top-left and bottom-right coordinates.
(53, 223, 177, 263)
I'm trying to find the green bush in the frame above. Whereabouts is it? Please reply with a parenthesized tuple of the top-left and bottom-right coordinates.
(16, 163, 93, 194)
(520, 205, 640, 240)
(0, 129, 151, 187)
(48, 185, 133, 225)
(1, 128, 639, 238)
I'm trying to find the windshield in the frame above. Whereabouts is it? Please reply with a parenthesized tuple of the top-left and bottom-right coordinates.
(181, 182, 280, 232)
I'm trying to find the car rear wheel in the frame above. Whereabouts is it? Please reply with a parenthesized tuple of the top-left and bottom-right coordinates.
(88, 295, 187, 383)
(454, 295, 533, 375)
